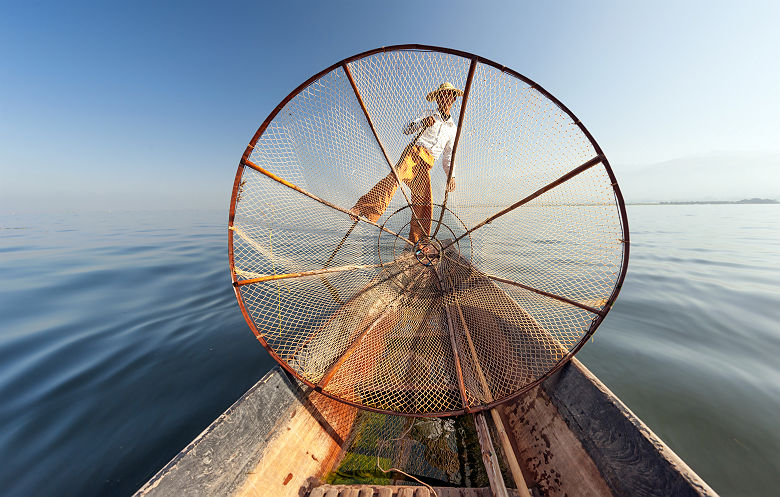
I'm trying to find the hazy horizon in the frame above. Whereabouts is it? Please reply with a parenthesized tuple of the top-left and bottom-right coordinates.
(2, 149, 777, 214)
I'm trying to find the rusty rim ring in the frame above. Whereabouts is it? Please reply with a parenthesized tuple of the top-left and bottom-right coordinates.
(228, 44, 630, 417)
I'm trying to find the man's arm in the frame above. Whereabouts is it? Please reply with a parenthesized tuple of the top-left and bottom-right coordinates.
(403, 111, 435, 135)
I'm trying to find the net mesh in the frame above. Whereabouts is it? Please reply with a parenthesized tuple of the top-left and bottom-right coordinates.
(229, 46, 628, 416)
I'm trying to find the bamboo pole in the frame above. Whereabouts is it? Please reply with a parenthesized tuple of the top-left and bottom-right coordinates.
(441, 261, 532, 497)
(474, 411, 509, 497)
(443, 302, 470, 410)
(453, 300, 532, 497)
(429, 264, 470, 411)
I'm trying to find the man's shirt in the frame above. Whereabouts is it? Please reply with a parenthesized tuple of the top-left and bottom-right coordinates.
(404, 110, 456, 177)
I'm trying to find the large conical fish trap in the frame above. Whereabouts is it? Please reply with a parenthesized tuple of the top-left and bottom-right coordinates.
(228, 45, 629, 417)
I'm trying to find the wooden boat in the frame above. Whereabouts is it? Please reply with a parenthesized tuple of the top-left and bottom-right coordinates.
(136, 251, 720, 497)
(134, 358, 718, 497)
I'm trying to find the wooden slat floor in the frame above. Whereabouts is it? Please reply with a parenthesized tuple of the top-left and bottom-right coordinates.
(308, 485, 527, 497)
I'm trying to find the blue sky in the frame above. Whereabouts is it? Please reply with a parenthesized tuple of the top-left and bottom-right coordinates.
(1, 1, 778, 211)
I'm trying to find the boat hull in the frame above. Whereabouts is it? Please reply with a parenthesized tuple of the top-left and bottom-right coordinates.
(135, 359, 717, 497)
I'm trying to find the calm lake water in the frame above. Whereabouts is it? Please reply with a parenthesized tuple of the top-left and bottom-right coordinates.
(0, 205, 778, 496)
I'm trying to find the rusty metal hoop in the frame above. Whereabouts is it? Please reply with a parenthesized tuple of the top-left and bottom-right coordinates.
(228, 45, 630, 417)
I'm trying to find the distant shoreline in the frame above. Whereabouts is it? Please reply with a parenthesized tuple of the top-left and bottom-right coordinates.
(637, 198, 778, 205)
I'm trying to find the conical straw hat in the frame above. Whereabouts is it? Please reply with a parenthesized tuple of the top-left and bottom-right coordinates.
(426, 82, 464, 101)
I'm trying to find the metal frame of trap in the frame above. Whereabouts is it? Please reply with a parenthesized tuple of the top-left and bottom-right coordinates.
(226, 45, 631, 497)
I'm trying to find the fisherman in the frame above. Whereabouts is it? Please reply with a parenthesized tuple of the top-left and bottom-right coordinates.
(349, 82, 463, 246)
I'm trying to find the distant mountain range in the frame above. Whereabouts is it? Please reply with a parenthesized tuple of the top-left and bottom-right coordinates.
(656, 198, 778, 205)
(614, 152, 780, 203)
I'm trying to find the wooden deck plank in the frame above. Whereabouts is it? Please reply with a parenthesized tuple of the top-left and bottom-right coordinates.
(499, 383, 614, 497)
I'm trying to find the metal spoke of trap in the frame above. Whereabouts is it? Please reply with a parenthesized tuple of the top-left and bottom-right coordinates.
(233, 257, 415, 287)
(342, 62, 430, 244)
(285, 257, 425, 364)
(432, 57, 477, 240)
(315, 265, 430, 390)
(440, 253, 605, 316)
(441, 154, 604, 253)
(241, 158, 414, 246)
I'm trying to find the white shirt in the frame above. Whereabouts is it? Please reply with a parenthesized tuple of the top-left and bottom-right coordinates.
(403, 109, 457, 177)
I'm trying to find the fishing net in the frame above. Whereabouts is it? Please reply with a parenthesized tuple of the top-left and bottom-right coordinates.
(229, 45, 629, 417)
